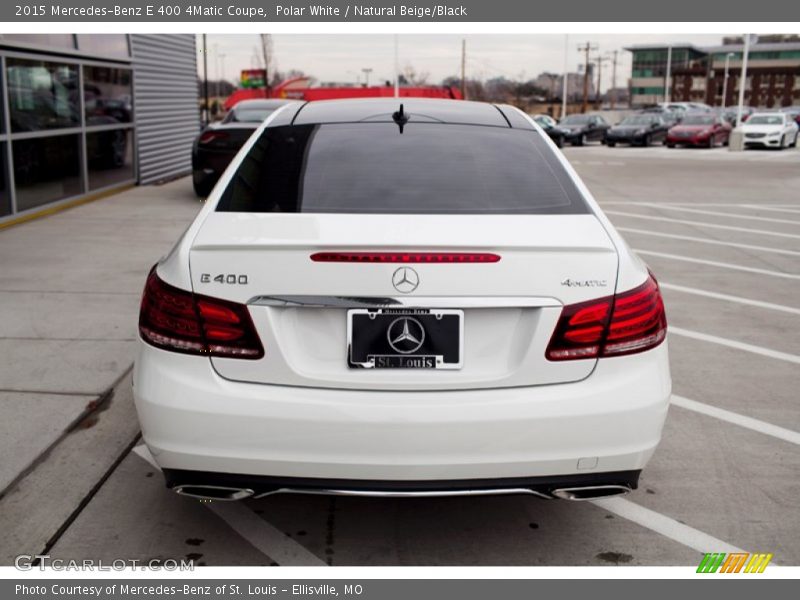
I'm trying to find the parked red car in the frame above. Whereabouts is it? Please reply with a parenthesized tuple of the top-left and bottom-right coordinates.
(666, 114, 732, 148)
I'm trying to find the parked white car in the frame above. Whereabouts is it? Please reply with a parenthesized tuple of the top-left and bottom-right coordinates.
(741, 112, 799, 149)
(133, 98, 671, 503)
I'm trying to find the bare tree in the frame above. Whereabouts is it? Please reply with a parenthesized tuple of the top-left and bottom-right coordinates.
(401, 63, 430, 86)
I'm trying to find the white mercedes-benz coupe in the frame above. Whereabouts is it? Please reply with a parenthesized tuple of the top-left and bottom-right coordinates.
(134, 98, 670, 502)
(741, 112, 799, 149)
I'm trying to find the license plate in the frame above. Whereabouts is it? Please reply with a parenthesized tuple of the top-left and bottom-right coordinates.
(347, 309, 463, 369)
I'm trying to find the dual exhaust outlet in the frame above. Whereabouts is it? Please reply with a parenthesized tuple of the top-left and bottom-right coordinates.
(173, 484, 632, 502)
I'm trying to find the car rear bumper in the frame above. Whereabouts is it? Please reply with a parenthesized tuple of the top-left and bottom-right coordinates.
(133, 339, 671, 484)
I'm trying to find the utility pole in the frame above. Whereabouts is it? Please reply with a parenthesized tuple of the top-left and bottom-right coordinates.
(578, 41, 598, 113)
(202, 34, 209, 125)
(607, 50, 619, 109)
(460, 38, 466, 100)
(594, 55, 609, 109)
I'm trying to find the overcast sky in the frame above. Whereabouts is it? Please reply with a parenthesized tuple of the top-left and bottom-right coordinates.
(198, 34, 724, 91)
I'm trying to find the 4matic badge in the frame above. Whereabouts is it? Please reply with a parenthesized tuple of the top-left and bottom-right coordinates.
(561, 278, 608, 288)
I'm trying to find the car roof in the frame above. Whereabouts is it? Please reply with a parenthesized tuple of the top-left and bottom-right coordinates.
(291, 98, 510, 127)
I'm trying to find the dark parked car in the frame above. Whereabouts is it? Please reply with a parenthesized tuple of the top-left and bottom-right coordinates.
(558, 114, 610, 146)
(666, 113, 732, 148)
(604, 114, 669, 147)
(532, 114, 568, 147)
(192, 99, 297, 197)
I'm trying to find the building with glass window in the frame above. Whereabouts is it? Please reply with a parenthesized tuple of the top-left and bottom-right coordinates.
(0, 34, 199, 224)
(626, 36, 800, 108)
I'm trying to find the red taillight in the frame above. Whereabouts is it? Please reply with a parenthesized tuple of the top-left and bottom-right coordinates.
(139, 268, 264, 359)
(198, 131, 229, 145)
(310, 252, 501, 263)
(546, 275, 667, 361)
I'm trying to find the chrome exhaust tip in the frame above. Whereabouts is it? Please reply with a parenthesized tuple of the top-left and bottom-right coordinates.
(550, 484, 632, 501)
(174, 485, 254, 501)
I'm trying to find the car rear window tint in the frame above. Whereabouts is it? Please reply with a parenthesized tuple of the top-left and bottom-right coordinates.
(216, 122, 589, 215)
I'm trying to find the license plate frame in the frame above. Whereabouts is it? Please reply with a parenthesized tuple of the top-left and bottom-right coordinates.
(347, 308, 464, 370)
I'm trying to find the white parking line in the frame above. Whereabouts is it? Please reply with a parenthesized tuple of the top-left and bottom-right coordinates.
(606, 211, 800, 240)
(741, 204, 800, 214)
(669, 327, 800, 366)
(634, 249, 800, 280)
(618, 227, 800, 257)
(132, 445, 327, 566)
(742, 205, 800, 215)
(671, 395, 800, 446)
(591, 497, 745, 554)
(659, 282, 800, 316)
(207, 502, 327, 566)
(634, 204, 800, 226)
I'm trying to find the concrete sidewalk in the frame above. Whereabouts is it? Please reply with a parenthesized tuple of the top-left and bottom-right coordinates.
(0, 178, 202, 495)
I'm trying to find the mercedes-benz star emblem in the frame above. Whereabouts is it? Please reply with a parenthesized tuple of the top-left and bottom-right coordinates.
(387, 317, 426, 354)
(392, 267, 419, 293)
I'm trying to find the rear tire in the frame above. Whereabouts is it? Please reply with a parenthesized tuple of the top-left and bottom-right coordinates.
(606, 141, 616, 147)
(666, 143, 675, 148)
(192, 172, 215, 197)
(642, 134, 651, 147)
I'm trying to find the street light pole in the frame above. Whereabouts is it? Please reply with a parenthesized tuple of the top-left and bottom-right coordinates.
(361, 68, 373, 88)
(664, 45, 672, 103)
(736, 35, 751, 128)
(722, 52, 734, 109)
(561, 34, 568, 118)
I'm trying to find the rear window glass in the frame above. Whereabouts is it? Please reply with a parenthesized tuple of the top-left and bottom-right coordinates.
(216, 123, 589, 215)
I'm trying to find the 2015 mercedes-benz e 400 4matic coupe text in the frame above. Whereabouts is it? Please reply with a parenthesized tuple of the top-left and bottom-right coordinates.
(134, 98, 671, 502)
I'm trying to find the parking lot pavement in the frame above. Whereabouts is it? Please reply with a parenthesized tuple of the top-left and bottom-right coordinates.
(0, 180, 204, 562)
(3, 141, 800, 567)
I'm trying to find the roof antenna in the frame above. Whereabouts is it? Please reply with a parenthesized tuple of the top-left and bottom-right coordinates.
(392, 103, 409, 133)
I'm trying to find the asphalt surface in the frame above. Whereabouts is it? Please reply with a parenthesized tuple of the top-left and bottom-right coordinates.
(4, 142, 800, 567)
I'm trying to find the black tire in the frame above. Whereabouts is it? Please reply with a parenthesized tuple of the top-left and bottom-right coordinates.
(554, 136, 563, 148)
(666, 143, 675, 148)
(779, 134, 786, 150)
(192, 172, 215, 197)
(606, 141, 616, 147)
(707, 135, 714, 149)
(578, 133, 586, 146)
(642, 134, 651, 147)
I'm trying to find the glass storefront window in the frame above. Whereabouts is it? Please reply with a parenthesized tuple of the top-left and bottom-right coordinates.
(7, 58, 79, 132)
(12, 134, 82, 211)
(87, 129, 134, 190)
(0, 143, 9, 217)
(1, 34, 76, 51)
(84, 66, 133, 125)
(76, 35, 130, 59)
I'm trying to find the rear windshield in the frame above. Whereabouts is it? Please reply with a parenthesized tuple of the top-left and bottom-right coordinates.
(216, 123, 589, 214)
